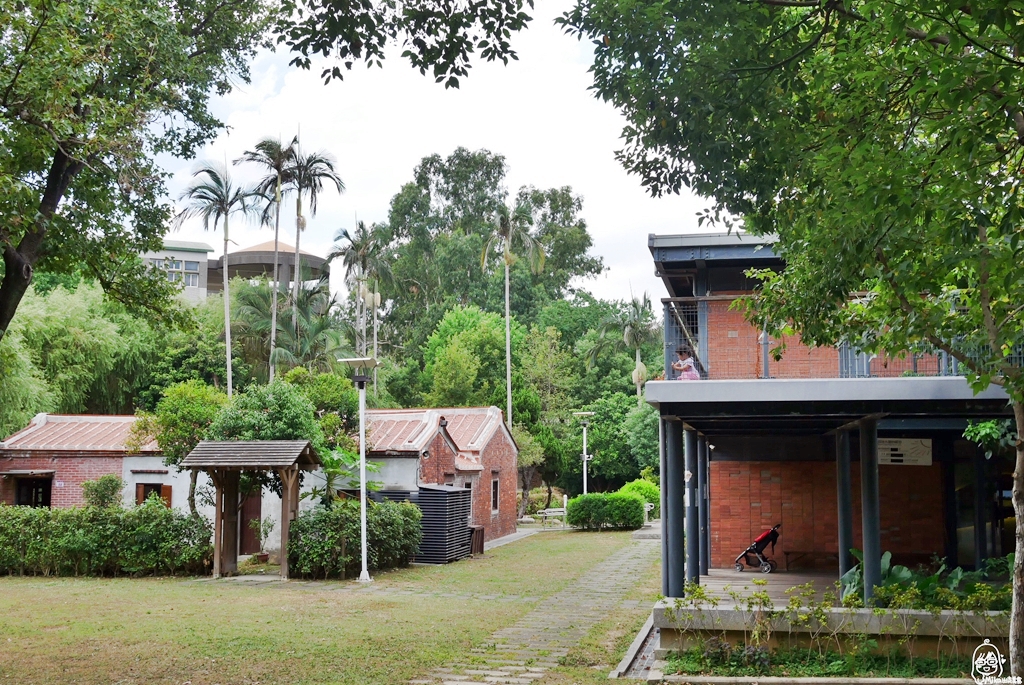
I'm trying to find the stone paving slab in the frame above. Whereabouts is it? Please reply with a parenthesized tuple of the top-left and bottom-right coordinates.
(409, 538, 659, 684)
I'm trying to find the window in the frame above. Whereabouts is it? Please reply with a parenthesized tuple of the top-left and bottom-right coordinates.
(136, 483, 171, 507)
(15, 478, 51, 507)
(491, 478, 499, 512)
(154, 256, 201, 288)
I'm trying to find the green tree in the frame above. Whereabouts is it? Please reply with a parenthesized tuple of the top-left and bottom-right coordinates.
(590, 294, 661, 406)
(288, 147, 344, 340)
(624, 402, 659, 473)
(0, 0, 270, 342)
(236, 136, 299, 383)
(562, 0, 1024, 665)
(0, 333, 51, 439)
(81, 475, 125, 508)
(277, 0, 533, 88)
(482, 199, 544, 427)
(208, 380, 326, 457)
(130, 380, 227, 515)
(560, 392, 638, 495)
(329, 221, 393, 358)
(511, 424, 544, 518)
(176, 164, 260, 397)
(424, 337, 482, 407)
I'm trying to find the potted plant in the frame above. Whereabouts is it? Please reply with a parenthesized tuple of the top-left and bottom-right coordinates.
(249, 516, 275, 563)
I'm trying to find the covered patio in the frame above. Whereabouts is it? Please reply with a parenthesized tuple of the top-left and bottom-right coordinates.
(181, 440, 321, 579)
(649, 376, 1012, 604)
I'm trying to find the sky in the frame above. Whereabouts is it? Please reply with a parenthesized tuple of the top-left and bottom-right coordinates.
(163, 0, 713, 303)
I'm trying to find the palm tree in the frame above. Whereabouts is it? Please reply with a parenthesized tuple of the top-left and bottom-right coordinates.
(235, 136, 298, 383)
(481, 200, 544, 427)
(328, 221, 393, 359)
(590, 293, 661, 406)
(289, 145, 345, 343)
(176, 163, 258, 396)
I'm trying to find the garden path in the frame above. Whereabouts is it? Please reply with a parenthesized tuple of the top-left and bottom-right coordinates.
(408, 537, 659, 685)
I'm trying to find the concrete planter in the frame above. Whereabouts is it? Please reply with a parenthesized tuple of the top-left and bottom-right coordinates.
(652, 599, 1008, 659)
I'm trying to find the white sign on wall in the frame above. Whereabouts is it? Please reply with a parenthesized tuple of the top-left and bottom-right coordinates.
(878, 438, 932, 466)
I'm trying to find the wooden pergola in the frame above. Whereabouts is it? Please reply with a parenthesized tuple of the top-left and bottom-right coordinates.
(181, 440, 321, 579)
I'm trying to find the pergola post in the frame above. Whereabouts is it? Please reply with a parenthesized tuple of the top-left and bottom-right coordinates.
(859, 418, 881, 604)
(684, 428, 699, 585)
(211, 469, 223, 579)
(836, 430, 854, 576)
(279, 467, 298, 580)
(658, 418, 668, 596)
(664, 419, 685, 597)
(221, 470, 240, 576)
(697, 436, 709, 575)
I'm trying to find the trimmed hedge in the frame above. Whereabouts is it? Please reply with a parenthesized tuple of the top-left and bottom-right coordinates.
(566, 492, 645, 530)
(0, 499, 212, 576)
(288, 499, 422, 579)
(619, 479, 660, 519)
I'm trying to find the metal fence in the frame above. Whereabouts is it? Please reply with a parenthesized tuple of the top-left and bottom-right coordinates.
(661, 297, 1019, 380)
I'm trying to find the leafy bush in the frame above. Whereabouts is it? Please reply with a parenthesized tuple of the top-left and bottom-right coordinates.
(565, 492, 645, 530)
(840, 548, 1012, 610)
(618, 479, 660, 518)
(288, 499, 422, 579)
(81, 475, 125, 508)
(0, 500, 211, 576)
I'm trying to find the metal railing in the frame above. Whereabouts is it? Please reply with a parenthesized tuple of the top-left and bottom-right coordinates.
(660, 297, 1005, 380)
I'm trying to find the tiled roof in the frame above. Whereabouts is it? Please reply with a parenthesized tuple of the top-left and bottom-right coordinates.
(367, 407, 515, 463)
(0, 414, 158, 452)
(181, 440, 321, 469)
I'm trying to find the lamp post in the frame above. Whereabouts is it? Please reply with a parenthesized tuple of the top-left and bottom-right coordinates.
(573, 411, 595, 495)
(338, 356, 379, 582)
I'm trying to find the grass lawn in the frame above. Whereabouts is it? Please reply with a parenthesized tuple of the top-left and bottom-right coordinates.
(0, 530, 649, 685)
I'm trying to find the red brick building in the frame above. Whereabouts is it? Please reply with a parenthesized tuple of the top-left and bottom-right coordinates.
(367, 407, 518, 541)
(0, 414, 197, 512)
(647, 232, 1013, 601)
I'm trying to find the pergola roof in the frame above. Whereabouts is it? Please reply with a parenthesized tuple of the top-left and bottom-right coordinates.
(181, 440, 321, 470)
(647, 377, 1013, 436)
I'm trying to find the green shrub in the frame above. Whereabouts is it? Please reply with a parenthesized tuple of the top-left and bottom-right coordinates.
(81, 474, 125, 508)
(566, 492, 645, 530)
(0, 500, 211, 576)
(619, 479, 660, 518)
(288, 499, 422, 579)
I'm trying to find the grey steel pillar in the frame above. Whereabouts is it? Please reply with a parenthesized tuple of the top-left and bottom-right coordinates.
(684, 428, 700, 584)
(836, 430, 854, 576)
(659, 418, 669, 596)
(697, 436, 709, 575)
(859, 419, 881, 603)
(665, 420, 686, 597)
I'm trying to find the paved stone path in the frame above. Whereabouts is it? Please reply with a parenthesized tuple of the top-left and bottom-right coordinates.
(409, 538, 659, 685)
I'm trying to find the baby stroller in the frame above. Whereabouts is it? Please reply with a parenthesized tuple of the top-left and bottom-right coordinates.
(734, 524, 780, 573)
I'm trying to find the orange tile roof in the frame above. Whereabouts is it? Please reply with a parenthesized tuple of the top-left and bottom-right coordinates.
(0, 414, 158, 452)
(366, 407, 514, 466)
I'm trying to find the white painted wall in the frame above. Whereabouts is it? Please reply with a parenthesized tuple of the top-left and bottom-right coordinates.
(120, 456, 214, 520)
(374, 457, 420, 491)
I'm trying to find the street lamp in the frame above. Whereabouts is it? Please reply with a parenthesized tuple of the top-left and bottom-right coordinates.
(338, 356, 379, 582)
(573, 412, 595, 495)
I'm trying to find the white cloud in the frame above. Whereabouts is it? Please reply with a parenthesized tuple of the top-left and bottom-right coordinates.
(165, 0, 713, 303)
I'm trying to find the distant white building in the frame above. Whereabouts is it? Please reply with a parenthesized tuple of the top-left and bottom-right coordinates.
(143, 240, 215, 301)
(143, 239, 329, 301)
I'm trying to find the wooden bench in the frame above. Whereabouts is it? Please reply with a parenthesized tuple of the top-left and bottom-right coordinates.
(538, 507, 567, 527)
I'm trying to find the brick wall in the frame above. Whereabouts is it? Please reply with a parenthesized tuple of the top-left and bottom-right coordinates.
(476, 429, 518, 541)
(709, 460, 944, 569)
(415, 430, 517, 542)
(0, 451, 124, 507)
(705, 300, 839, 379)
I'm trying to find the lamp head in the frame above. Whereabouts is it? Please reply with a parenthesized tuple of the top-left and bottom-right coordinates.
(337, 357, 379, 369)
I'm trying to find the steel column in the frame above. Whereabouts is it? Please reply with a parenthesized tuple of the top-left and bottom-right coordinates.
(665, 420, 686, 597)
(659, 418, 669, 596)
(684, 428, 700, 585)
(836, 430, 854, 576)
(859, 418, 881, 603)
(697, 436, 709, 575)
